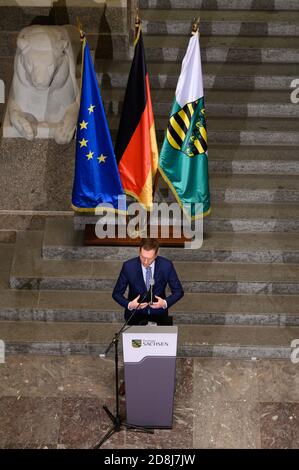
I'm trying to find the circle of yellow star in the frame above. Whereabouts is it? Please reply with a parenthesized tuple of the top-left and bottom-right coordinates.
(88, 104, 96, 114)
(98, 154, 107, 163)
(79, 138, 88, 148)
(80, 120, 88, 130)
(86, 150, 94, 160)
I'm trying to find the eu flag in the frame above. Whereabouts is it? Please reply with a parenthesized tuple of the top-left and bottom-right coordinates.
(72, 38, 125, 213)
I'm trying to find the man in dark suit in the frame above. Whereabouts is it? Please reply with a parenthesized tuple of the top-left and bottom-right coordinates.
(112, 238, 184, 325)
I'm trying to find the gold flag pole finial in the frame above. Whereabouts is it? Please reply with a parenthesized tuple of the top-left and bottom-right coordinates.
(192, 16, 200, 35)
(135, 0, 140, 25)
(76, 17, 85, 42)
(134, 4, 142, 45)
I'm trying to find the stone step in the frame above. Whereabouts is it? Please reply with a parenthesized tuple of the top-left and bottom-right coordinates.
(0, 30, 130, 60)
(1, 320, 298, 358)
(0, 136, 297, 233)
(3, 4, 298, 36)
(44, 218, 299, 264)
(108, 116, 299, 146)
(4, 69, 297, 124)
(54, 201, 299, 235)
(209, 174, 299, 203)
(102, 89, 299, 118)
(139, 0, 299, 11)
(141, 10, 299, 36)
(118, 114, 299, 132)
(142, 35, 299, 63)
(205, 204, 299, 232)
(97, 60, 299, 90)
(208, 146, 299, 175)
(156, 173, 299, 203)
(210, 159, 299, 175)
(5, 144, 299, 232)
(0, 2, 126, 34)
(0, 209, 73, 233)
(104, 88, 296, 104)
(2, 62, 298, 127)
(1, 289, 299, 326)
(3, 240, 299, 326)
(10, 231, 299, 294)
(210, 174, 299, 203)
(79, 203, 299, 233)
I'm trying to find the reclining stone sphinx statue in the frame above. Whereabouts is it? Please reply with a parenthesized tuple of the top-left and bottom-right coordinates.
(3, 25, 80, 144)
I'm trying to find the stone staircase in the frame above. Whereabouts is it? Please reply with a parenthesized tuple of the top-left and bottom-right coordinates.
(1, 218, 299, 357)
(1, 0, 299, 358)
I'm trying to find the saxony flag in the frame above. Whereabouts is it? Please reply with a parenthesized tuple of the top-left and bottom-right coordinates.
(158, 31, 211, 219)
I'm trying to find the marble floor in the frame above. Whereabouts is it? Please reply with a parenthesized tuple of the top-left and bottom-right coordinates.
(0, 355, 299, 449)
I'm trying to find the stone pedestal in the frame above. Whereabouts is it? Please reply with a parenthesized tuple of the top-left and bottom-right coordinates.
(0, 137, 75, 230)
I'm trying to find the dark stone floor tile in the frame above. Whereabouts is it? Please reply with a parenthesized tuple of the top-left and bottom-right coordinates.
(194, 401, 260, 448)
(122, 408, 193, 449)
(260, 402, 299, 449)
(257, 360, 299, 402)
(63, 355, 115, 398)
(194, 358, 258, 402)
(0, 355, 67, 397)
(3, 442, 57, 449)
(0, 397, 62, 448)
(175, 358, 194, 405)
(3, 355, 299, 449)
(58, 397, 125, 449)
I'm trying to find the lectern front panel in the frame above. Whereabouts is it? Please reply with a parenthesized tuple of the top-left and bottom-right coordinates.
(123, 326, 178, 428)
(125, 357, 176, 428)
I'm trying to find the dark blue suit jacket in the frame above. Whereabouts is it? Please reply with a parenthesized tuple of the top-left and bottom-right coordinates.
(112, 255, 184, 320)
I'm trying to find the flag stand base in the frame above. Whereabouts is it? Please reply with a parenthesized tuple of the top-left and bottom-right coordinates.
(84, 224, 191, 247)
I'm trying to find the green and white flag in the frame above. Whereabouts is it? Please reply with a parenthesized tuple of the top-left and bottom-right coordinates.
(158, 31, 211, 219)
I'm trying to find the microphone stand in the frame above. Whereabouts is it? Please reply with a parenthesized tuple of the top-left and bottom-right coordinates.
(93, 291, 154, 449)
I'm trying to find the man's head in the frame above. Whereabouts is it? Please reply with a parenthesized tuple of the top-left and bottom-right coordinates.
(139, 238, 159, 267)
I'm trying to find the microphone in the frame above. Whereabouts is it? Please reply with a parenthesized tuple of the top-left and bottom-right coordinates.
(149, 277, 155, 305)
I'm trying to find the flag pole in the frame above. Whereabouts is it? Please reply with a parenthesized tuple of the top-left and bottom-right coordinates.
(134, 3, 141, 44)
(134, 4, 144, 233)
(152, 168, 160, 200)
(151, 3, 159, 201)
(76, 17, 85, 41)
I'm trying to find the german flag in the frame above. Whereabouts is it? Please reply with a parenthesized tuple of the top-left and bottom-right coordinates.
(114, 23, 158, 211)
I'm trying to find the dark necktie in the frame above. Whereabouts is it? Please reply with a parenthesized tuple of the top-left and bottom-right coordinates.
(145, 266, 152, 290)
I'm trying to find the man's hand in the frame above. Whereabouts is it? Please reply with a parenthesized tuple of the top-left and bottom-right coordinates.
(151, 295, 167, 309)
(128, 295, 148, 310)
